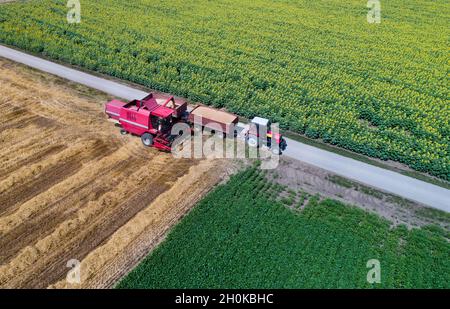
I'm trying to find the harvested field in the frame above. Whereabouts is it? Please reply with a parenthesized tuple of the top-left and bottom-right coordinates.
(0, 58, 232, 288)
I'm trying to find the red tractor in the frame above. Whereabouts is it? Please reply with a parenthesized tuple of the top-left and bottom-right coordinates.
(244, 117, 287, 155)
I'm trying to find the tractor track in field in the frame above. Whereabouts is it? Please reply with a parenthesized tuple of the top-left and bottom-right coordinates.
(0, 58, 232, 288)
(0, 158, 137, 265)
(0, 139, 114, 216)
(0, 144, 67, 182)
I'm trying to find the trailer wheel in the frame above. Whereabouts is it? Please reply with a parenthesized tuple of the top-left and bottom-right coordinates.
(141, 133, 153, 147)
(120, 129, 127, 135)
(247, 137, 258, 148)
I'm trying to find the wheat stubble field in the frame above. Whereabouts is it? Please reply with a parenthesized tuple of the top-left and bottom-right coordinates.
(0, 58, 231, 288)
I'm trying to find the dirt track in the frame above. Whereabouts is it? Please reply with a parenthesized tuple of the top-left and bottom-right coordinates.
(0, 59, 232, 288)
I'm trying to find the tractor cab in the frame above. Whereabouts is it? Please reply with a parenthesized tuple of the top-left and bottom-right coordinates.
(247, 117, 287, 155)
(248, 117, 270, 145)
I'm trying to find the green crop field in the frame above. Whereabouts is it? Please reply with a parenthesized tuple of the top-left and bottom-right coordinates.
(0, 0, 448, 180)
(117, 165, 450, 288)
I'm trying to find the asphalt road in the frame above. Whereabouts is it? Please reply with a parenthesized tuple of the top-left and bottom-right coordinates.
(1, 45, 449, 212)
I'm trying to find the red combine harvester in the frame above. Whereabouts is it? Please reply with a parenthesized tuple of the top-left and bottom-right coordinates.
(105, 93, 287, 154)
(105, 93, 188, 151)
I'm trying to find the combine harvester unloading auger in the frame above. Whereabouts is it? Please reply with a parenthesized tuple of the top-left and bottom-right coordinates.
(105, 93, 287, 154)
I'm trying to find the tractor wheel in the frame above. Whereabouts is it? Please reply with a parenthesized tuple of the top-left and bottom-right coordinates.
(141, 133, 153, 147)
(271, 147, 281, 155)
(120, 129, 127, 135)
(247, 137, 258, 148)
